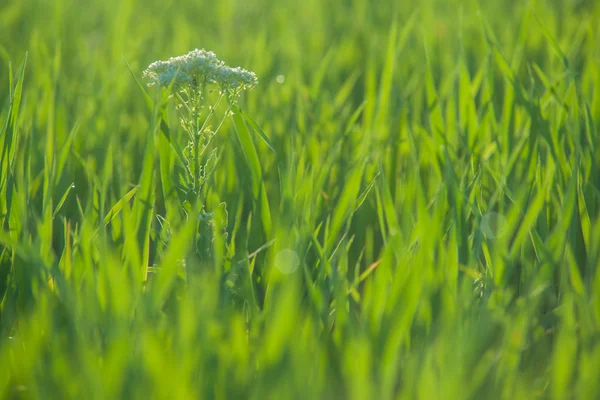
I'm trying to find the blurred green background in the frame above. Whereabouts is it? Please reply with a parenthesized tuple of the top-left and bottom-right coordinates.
(1, 0, 599, 398)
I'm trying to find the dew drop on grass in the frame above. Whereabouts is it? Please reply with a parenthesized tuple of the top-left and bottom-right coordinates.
(276, 75, 285, 84)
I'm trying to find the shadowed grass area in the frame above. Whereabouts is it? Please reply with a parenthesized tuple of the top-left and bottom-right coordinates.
(1, 0, 599, 398)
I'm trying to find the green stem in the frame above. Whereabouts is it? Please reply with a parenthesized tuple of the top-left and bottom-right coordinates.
(193, 91, 201, 202)
(199, 92, 224, 135)
(193, 91, 225, 199)
(212, 104, 233, 138)
(175, 92, 193, 115)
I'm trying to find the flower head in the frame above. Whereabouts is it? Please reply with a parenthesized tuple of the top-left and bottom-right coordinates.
(143, 48, 258, 91)
(216, 66, 258, 91)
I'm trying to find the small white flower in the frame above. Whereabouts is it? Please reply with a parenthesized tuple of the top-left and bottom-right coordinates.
(142, 60, 193, 89)
(143, 48, 258, 91)
(216, 65, 258, 91)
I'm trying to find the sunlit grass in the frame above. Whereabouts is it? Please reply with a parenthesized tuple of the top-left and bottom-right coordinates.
(0, 0, 599, 398)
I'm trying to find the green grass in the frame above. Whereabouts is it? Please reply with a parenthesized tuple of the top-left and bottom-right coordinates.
(1, 0, 600, 398)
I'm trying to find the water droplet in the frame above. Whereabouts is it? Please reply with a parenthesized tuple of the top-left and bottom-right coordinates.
(276, 75, 285, 84)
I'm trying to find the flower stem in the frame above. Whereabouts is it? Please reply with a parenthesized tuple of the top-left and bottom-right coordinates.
(199, 92, 224, 134)
(193, 91, 201, 203)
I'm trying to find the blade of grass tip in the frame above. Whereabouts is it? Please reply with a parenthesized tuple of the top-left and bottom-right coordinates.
(575, 82, 597, 153)
(123, 56, 153, 109)
(135, 92, 159, 264)
(157, 120, 177, 209)
(10, 52, 27, 128)
(0, 80, 10, 149)
(527, 5, 569, 70)
(459, 58, 481, 152)
(2, 170, 14, 231)
(235, 105, 276, 154)
(354, 170, 380, 212)
(232, 110, 261, 196)
(0, 44, 11, 89)
(564, 245, 586, 298)
(40, 52, 57, 265)
(492, 47, 518, 162)
(531, 63, 570, 114)
(229, 194, 245, 259)
(374, 186, 389, 247)
(362, 46, 378, 130)
(1, 56, 27, 232)
(344, 100, 367, 136)
(309, 46, 335, 98)
(232, 108, 272, 238)
(102, 186, 139, 227)
(348, 259, 381, 294)
(377, 161, 399, 236)
(0, 102, 9, 143)
(61, 217, 72, 278)
(470, 57, 487, 98)
(259, 184, 272, 239)
(326, 163, 364, 252)
(54, 120, 80, 186)
(311, 228, 332, 278)
(493, 48, 515, 83)
(53, 183, 75, 219)
(161, 115, 191, 175)
(570, 172, 588, 283)
(441, 146, 469, 264)
(1, 54, 26, 182)
(373, 20, 398, 133)
(508, 182, 546, 261)
(121, 193, 143, 281)
(333, 70, 361, 110)
(396, 11, 418, 49)
(329, 231, 350, 263)
(424, 41, 445, 140)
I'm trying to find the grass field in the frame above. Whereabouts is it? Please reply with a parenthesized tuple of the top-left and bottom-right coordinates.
(1, 0, 600, 398)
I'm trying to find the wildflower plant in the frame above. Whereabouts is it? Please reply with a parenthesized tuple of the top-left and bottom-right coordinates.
(143, 49, 257, 263)
(143, 49, 257, 204)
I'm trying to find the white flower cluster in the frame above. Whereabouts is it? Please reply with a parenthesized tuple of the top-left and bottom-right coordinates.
(143, 48, 258, 91)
